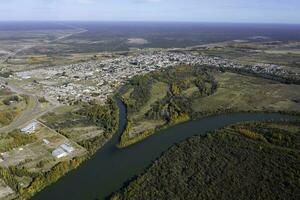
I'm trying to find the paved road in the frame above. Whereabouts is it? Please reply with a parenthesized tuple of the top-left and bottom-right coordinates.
(0, 77, 58, 133)
(0, 24, 85, 133)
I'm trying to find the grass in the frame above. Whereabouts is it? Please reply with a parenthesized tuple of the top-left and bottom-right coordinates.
(119, 81, 170, 147)
(192, 72, 300, 114)
(126, 81, 169, 120)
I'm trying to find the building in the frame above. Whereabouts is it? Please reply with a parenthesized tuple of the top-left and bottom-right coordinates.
(52, 148, 68, 159)
(52, 143, 74, 159)
(60, 143, 74, 153)
(21, 121, 38, 134)
(42, 139, 50, 145)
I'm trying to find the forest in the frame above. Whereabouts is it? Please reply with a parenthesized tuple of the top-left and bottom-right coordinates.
(112, 119, 300, 200)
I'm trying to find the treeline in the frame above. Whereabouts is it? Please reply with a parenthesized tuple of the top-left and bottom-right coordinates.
(220, 66, 300, 85)
(2, 95, 20, 105)
(80, 98, 119, 134)
(124, 75, 153, 113)
(118, 65, 218, 147)
(145, 97, 191, 125)
(123, 65, 218, 123)
(111, 120, 300, 200)
(78, 98, 119, 153)
(0, 157, 85, 199)
(0, 71, 12, 78)
(0, 131, 37, 152)
(123, 65, 218, 114)
(231, 120, 300, 150)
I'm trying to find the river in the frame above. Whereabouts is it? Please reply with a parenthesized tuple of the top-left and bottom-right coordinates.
(32, 99, 295, 200)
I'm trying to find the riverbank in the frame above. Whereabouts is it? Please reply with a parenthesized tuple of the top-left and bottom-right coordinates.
(117, 65, 300, 148)
(31, 109, 296, 200)
(112, 119, 300, 200)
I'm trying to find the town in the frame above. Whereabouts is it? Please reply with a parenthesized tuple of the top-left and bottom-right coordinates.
(9, 50, 298, 105)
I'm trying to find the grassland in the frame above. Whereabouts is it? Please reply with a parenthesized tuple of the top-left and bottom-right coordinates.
(192, 72, 300, 115)
(111, 119, 300, 200)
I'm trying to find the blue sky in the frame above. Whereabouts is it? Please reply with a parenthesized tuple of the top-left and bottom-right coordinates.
(0, 0, 299, 23)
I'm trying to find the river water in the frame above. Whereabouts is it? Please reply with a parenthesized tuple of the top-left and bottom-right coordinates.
(32, 99, 295, 200)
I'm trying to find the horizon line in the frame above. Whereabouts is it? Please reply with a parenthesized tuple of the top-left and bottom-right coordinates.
(0, 20, 299, 26)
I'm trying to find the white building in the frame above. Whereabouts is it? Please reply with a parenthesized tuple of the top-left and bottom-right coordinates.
(52, 148, 68, 159)
(43, 139, 50, 145)
(60, 143, 74, 153)
(21, 121, 38, 134)
(52, 143, 75, 159)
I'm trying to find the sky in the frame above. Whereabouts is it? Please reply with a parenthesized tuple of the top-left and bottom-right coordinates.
(0, 0, 299, 24)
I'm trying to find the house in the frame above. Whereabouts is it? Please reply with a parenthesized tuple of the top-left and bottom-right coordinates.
(52, 148, 67, 159)
(21, 121, 38, 134)
(52, 143, 74, 159)
(60, 143, 74, 153)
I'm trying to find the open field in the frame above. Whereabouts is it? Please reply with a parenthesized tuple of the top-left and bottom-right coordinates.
(192, 72, 300, 114)
(112, 119, 300, 200)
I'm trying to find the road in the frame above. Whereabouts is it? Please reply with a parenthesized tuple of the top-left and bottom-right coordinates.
(0, 24, 86, 133)
(0, 25, 87, 65)
(0, 77, 59, 134)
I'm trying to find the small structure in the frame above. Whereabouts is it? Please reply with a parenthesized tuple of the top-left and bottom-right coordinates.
(42, 139, 50, 145)
(60, 143, 74, 153)
(52, 148, 67, 159)
(52, 143, 74, 159)
(21, 121, 38, 134)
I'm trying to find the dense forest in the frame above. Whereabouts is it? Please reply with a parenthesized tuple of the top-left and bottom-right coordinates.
(112, 119, 300, 200)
